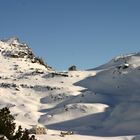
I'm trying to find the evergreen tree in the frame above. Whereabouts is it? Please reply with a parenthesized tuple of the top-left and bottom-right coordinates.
(0, 136, 7, 140)
(0, 107, 15, 139)
(12, 125, 23, 140)
(0, 107, 37, 140)
(20, 129, 30, 140)
(29, 135, 37, 140)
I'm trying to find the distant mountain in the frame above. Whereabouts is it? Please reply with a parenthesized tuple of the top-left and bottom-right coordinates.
(0, 37, 139, 140)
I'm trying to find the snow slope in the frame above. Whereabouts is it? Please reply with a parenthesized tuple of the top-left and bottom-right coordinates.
(0, 37, 140, 140)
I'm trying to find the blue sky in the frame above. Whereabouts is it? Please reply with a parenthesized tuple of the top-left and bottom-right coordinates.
(0, 0, 140, 70)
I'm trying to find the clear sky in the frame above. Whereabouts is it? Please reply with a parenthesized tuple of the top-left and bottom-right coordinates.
(0, 0, 140, 70)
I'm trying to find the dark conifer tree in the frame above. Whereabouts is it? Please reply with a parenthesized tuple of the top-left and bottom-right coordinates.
(20, 129, 30, 140)
(0, 107, 15, 139)
(12, 125, 23, 140)
(0, 107, 37, 140)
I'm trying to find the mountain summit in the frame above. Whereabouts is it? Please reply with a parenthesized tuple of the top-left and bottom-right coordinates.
(0, 37, 52, 70)
(2, 36, 22, 45)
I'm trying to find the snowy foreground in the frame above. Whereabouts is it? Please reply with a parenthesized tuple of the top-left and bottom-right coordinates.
(0, 37, 140, 140)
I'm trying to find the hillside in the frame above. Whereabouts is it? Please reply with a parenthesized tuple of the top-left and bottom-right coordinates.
(0, 37, 140, 140)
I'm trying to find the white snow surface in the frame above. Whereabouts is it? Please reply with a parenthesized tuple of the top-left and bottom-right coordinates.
(0, 38, 140, 140)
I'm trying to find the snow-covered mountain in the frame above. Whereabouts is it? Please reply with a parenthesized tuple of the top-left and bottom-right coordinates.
(0, 37, 140, 140)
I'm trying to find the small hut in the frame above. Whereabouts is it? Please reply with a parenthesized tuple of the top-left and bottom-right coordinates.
(29, 125, 47, 135)
(68, 65, 77, 71)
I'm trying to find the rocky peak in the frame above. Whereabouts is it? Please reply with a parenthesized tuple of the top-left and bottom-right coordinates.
(0, 37, 53, 70)
(3, 36, 20, 45)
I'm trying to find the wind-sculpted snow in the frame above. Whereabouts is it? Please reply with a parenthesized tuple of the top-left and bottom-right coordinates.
(75, 53, 140, 138)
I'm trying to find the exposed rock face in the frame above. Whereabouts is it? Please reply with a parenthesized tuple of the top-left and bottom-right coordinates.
(0, 37, 52, 70)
